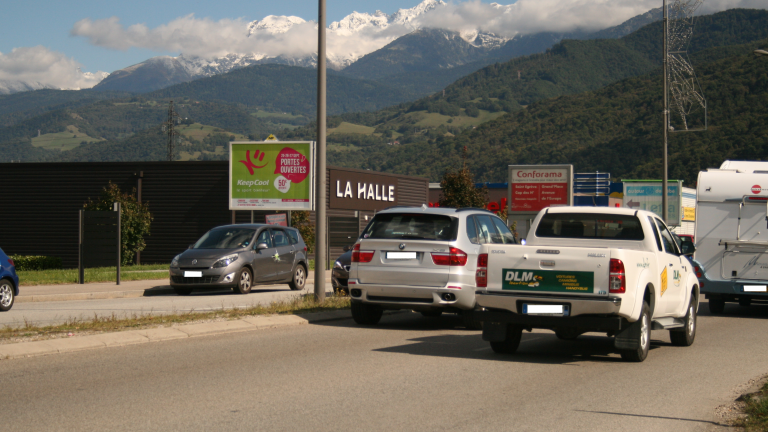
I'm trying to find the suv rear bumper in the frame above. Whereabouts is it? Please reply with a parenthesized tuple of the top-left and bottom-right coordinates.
(348, 280, 475, 310)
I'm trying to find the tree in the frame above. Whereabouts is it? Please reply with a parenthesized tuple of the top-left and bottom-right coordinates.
(438, 147, 488, 208)
(291, 211, 315, 253)
(84, 183, 153, 265)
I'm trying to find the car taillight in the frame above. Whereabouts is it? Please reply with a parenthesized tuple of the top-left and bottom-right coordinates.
(609, 258, 626, 294)
(431, 247, 468, 266)
(694, 265, 702, 278)
(351, 243, 374, 263)
(476, 254, 488, 288)
(7, 258, 14, 267)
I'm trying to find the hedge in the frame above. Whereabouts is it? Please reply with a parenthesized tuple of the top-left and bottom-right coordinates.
(9, 255, 62, 271)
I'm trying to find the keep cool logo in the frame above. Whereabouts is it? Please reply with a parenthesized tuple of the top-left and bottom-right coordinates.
(239, 150, 268, 175)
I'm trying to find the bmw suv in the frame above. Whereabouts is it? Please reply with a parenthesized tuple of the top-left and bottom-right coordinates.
(347, 206, 516, 328)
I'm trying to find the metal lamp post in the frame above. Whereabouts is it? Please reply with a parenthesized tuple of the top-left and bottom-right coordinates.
(315, 0, 327, 302)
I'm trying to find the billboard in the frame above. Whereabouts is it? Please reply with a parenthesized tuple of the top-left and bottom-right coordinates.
(229, 141, 315, 210)
(508, 165, 573, 215)
(622, 180, 682, 226)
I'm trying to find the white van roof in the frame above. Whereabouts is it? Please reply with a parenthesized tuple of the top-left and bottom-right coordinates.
(697, 166, 768, 203)
(719, 160, 768, 172)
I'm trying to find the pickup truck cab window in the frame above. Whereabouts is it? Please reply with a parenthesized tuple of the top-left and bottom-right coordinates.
(647, 216, 663, 251)
(654, 218, 680, 255)
(535, 213, 644, 240)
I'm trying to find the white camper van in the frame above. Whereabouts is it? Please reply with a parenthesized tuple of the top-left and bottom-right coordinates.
(695, 160, 768, 313)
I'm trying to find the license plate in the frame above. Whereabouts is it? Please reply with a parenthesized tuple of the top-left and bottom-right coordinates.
(184, 271, 202, 278)
(522, 304, 569, 316)
(387, 252, 417, 260)
(743, 285, 767, 292)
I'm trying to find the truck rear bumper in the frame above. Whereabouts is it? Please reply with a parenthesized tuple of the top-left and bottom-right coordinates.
(475, 290, 623, 317)
(472, 309, 625, 332)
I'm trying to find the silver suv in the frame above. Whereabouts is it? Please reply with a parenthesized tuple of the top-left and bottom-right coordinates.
(348, 206, 516, 328)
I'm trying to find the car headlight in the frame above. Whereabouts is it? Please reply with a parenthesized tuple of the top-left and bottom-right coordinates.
(334, 260, 343, 269)
(212, 253, 239, 268)
(171, 254, 181, 269)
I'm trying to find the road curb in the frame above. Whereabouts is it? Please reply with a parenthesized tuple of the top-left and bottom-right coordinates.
(0, 309, 353, 361)
(16, 277, 333, 303)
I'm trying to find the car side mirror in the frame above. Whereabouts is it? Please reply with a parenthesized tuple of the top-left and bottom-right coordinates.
(255, 242, 269, 250)
(680, 239, 695, 256)
(343, 244, 352, 252)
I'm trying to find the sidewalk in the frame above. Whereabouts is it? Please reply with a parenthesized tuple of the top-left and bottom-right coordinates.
(16, 270, 333, 303)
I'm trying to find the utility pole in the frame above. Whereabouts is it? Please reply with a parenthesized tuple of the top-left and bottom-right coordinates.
(315, 0, 327, 302)
(164, 101, 180, 161)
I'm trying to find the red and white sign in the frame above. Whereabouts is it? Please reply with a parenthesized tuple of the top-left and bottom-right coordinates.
(752, 185, 762, 194)
(509, 166, 571, 212)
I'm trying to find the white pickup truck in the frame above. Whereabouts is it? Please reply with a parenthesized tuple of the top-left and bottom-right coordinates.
(472, 207, 699, 362)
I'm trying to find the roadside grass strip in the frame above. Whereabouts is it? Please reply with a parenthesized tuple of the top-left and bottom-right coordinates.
(738, 382, 768, 431)
(18, 264, 170, 285)
(0, 294, 350, 345)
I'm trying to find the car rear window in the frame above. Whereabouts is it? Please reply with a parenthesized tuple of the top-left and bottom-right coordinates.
(362, 213, 458, 241)
(535, 213, 644, 240)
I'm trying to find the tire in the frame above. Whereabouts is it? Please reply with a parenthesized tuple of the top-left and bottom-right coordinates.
(173, 287, 193, 296)
(620, 301, 651, 362)
(0, 278, 15, 311)
(233, 267, 253, 294)
(490, 324, 523, 354)
(420, 310, 443, 318)
(461, 310, 483, 330)
(351, 301, 383, 325)
(739, 297, 751, 307)
(555, 329, 581, 340)
(670, 295, 697, 347)
(709, 298, 725, 314)
(288, 264, 306, 291)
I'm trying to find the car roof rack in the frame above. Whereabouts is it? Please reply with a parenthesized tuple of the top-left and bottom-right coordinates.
(454, 207, 494, 214)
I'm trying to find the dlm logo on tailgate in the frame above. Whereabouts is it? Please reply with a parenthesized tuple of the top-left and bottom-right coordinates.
(502, 269, 594, 293)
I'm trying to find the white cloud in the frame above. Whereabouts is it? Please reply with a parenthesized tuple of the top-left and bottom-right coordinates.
(0, 46, 108, 91)
(68, 0, 768, 67)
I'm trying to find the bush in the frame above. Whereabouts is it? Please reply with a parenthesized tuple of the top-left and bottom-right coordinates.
(84, 183, 153, 266)
(291, 211, 315, 253)
(10, 255, 62, 271)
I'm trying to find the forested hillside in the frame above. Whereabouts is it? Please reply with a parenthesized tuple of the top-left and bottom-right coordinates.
(326, 40, 768, 185)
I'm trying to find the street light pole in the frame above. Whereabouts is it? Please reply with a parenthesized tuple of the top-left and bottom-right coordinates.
(662, 0, 669, 223)
(314, 0, 327, 302)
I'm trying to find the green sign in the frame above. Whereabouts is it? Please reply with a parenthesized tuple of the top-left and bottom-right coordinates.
(502, 269, 594, 293)
(229, 141, 315, 210)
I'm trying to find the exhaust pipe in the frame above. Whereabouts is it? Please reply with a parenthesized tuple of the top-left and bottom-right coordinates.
(442, 293, 456, 301)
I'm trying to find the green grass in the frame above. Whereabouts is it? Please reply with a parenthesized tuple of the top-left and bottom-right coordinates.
(250, 110, 304, 120)
(0, 294, 350, 343)
(177, 123, 248, 141)
(738, 382, 768, 431)
(31, 125, 103, 150)
(18, 264, 169, 286)
(328, 122, 376, 135)
(412, 110, 506, 128)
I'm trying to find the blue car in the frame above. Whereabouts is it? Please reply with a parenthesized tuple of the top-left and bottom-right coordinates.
(0, 247, 19, 311)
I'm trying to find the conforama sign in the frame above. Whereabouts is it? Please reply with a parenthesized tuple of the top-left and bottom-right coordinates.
(508, 165, 573, 214)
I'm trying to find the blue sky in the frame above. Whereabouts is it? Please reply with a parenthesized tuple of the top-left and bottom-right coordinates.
(0, 0, 431, 73)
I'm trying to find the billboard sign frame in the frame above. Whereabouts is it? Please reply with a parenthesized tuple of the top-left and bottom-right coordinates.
(622, 180, 683, 226)
(508, 164, 574, 216)
(229, 141, 315, 211)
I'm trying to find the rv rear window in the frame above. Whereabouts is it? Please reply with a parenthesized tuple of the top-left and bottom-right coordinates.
(536, 213, 645, 241)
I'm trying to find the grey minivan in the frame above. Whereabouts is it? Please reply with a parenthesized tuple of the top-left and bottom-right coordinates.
(170, 224, 308, 295)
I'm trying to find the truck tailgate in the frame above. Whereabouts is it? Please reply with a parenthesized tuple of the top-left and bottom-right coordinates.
(485, 245, 610, 296)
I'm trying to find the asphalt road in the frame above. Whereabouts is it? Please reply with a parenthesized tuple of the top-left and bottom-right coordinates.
(1, 301, 766, 431)
(1, 284, 329, 328)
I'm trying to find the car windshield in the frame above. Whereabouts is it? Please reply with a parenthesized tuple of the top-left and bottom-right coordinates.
(362, 213, 458, 241)
(535, 213, 645, 240)
(193, 228, 256, 249)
